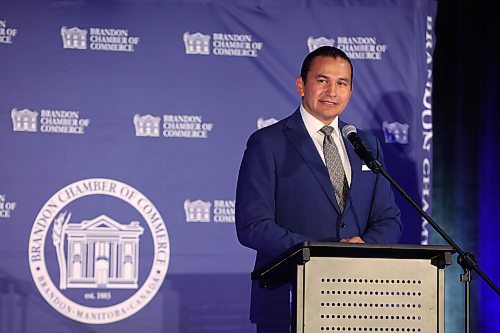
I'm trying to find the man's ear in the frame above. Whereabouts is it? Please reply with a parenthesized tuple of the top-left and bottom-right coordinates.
(296, 76, 304, 97)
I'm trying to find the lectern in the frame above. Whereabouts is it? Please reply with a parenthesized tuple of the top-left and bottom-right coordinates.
(252, 242, 454, 333)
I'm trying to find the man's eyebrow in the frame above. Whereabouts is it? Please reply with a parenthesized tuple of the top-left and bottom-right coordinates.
(315, 74, 329, 79)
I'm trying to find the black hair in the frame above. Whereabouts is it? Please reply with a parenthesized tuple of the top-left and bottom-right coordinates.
(300, 46, 353, 85)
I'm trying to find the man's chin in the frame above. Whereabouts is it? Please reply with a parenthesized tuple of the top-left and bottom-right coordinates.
(320, 110, 342, 119)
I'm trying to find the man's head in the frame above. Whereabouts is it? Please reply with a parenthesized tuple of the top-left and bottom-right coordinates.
(300, 46, 353, 85)
(296, 46, 354, 125)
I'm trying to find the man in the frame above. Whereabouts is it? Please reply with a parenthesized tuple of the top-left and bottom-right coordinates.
(235, 46, 402, 332)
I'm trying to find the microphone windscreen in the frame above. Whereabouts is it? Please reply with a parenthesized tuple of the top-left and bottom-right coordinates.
(341, 124, 357, 138)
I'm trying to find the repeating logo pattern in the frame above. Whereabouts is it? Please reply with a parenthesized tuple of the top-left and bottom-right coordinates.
(0, 4, 432, 330)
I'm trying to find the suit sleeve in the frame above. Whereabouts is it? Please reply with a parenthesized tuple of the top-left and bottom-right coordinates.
(235, 131, 314, 258)
(361, 137, 403, 244)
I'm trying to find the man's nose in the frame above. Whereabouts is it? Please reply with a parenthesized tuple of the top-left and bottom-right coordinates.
(324, 83, 337, 96)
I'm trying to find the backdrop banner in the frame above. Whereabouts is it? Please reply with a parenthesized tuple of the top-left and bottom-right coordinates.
(0, 0, 436, 331)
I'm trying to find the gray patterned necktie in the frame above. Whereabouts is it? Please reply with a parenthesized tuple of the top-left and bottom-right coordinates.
(320, 126, 349, 213)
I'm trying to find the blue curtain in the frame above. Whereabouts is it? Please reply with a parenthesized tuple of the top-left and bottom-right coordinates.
(433, 0, 500, 332)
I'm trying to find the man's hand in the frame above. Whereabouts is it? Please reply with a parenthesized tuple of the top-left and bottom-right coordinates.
(340, 236, 365, 244)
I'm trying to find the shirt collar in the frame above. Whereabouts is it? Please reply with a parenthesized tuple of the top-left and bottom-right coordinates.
(299, 103, 340, 137)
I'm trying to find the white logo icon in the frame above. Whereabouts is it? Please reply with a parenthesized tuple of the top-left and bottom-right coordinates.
(184, 199, 211, 222)
(307, 36, 335, 52)
(11, 108, 38, 132)
(382, 121, 409, 144)
(61, 26, 88, 49)
(257, 117, 278, 129)
(183, 32, 211, 55)
(53, 213, 144, 290)
(133, 114, 161, 137)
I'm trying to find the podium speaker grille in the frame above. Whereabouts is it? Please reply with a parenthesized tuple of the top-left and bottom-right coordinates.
(301, 257, 444, 332)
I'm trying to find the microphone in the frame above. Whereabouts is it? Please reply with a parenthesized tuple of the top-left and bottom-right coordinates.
(341, 125, 382, 173)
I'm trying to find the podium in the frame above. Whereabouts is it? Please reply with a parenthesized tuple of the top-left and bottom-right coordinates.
(252, 242, 454, 333)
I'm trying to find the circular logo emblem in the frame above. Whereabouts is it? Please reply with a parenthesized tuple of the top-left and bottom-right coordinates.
(28, 178, 170, 324)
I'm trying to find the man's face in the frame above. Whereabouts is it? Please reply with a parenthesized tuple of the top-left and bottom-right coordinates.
(296, 56, 353, 125)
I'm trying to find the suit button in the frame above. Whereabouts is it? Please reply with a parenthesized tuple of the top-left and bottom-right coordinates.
(341, 223, 346, 228)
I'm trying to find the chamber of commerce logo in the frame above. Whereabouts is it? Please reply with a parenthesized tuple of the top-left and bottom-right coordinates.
(0, 19, 18, 45)
(382, 121, 409, 144)
(133, 114, 161, 137)
(183, 31, 264, 58)
(61, 26, 140, 52)
(184, 200, 211, 222)
(61, 27, 87, 49)
(257, 117, 278, 129)
(133, 114, 214, 139)
(28, 178, 170, 324)
(11, 108, 90, 134)
(11, 108, 38, 132)
(0, 194, 17, 219)
(307, 35, 388, 60)
(183, 32, 211, 55)
(184, 199, 234, 223)
(307, 36, 335, 51)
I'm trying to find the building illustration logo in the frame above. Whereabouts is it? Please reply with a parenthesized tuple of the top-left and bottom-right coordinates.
(183, 31, 263, 57)
(257, 117, 278, 129)
(11, 108, 38, 132)
(28, 178, 170, 324)
(183, 199, 235, 223)
(183, 32, 211, 55)
(61, 26, 88, 49)
(307, 36, 335, 52)
(133, 114, 161, 137)
(53, 213, 144, 290)
(382, 121, 409, 144)
(184, 200, 211, 222)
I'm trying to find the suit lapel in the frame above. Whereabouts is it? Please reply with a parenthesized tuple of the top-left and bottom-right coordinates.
(283, 110, 341, 213)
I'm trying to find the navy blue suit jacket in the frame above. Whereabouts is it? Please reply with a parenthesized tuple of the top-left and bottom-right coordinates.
(235, 109, 402, 325)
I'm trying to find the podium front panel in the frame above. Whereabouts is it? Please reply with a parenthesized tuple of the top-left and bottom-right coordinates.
(296, 257, 445, 332)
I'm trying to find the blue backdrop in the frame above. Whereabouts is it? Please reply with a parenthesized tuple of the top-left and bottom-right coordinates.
(0, 0, 444, 332)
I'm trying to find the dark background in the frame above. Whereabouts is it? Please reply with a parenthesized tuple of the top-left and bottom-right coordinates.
(433, 0, 499, 332)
